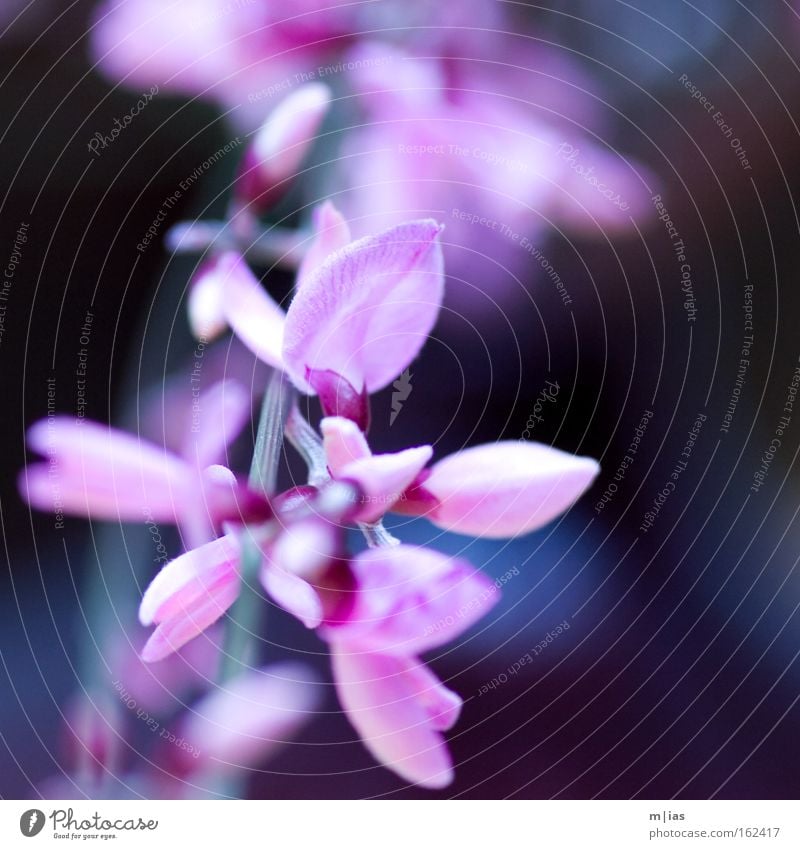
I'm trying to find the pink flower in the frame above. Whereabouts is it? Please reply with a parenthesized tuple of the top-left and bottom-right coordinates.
(137, 492, 346, 661)
(189, 211, 444, 428)
(322, 415, 600, 537)
(18, 401, 268, 548)
(90, 0, 337, 127)
(88, 1, 500, 128)
(134, 491, 500, 787)
(323, 545, 499, 788)
(335, 44, 657, 294)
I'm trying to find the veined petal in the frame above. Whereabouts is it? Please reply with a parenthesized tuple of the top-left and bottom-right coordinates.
(179, 662, 318, 772)
(339, 445, 432, 523)
(331, 646, 454, 789)
(20, 418, 195, 523)
(297, 201, 352, 288)
(402, 441, 599, 538)
(282, 219, 444, 394)
(215, 252, 286, 369)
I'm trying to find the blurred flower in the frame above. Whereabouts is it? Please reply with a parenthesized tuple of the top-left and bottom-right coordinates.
(233, 82, 332, 214)
(88, 0, 502, 127)
(18, 405, 269, 548)
(172, 662, 319, 776)
(333, 43, 656, 293)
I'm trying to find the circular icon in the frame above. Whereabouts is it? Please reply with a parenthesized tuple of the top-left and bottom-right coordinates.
(19, 810, 45, 837)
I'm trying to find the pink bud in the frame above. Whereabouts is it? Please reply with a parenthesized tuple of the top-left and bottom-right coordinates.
(234, 83, 332, 212)
(400, 441, 600, 538)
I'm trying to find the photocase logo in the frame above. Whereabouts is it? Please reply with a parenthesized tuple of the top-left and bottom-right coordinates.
(19, 809, 45, 837)
(390, 368, 413, 426)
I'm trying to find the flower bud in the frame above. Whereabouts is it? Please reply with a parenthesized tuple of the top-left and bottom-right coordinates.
(234, 83, 332, 212)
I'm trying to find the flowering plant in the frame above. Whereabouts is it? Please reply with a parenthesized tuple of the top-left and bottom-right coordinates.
(21, 198, 598, 789)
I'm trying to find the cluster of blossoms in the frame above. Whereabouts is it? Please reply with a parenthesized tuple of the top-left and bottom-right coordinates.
(91, 0, 655, 298)
(21, 203, 598, 788)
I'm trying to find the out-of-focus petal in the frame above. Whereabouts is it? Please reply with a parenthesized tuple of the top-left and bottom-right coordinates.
(330, 646, 454, 789)
(400, 660, 462, 732)
(181, 379, 251, 469)
(19, 418, 194, 522)
(261, 518, 338, 629)
(211, 252, 286, 369)
(401, 441, 600, 538)
(188, 256, 228, 341)
(338, 446, 432, 523)
(139, 534, 240, 627)
(90, 0, 239, 95)
(325, 545, 499, 655)
(179, 662, 318, 772)
(260, 565, 323, 629)
(270, 516, 340, 581)
(282, 219, 444, 394)
(297, 201, 352, 287)
(236, 83, 331, 210)
(141, 577, 240, 663)
(320, 415, 371, 475)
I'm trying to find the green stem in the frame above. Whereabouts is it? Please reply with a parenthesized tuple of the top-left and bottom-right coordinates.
(284, 405, 329, 486)
(217, 369, 293, 684)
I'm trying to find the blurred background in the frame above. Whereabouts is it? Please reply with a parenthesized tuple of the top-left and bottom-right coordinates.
(1, 0, 800, 799)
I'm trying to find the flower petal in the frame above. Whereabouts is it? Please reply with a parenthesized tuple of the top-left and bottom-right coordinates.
(325, 545, 499, 655)
(320, 415, 371, 475)
(215, 252, 286, 369)
(270, 516, 340, 581)
(236, 83, 331, 210)
(141, 577, 240, 663)
(178, 662, 318, 773)
(188, 257, 228, 341)
(282, 219, 444, 394)
(260, 563, 323, 629)
(338, 446, 432, 523)
(330, 645, 454, 788)
(181, 379, 251, 470)
(139, 534, 240, 627)
(400, 660, 463, 732)
(306, 368, 370, 431)
(402, 441, 600, 538)
(297, 201, 352, 288)
(20, 418, 195, 523)
(260, 518, 338, 629)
